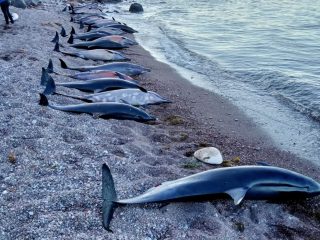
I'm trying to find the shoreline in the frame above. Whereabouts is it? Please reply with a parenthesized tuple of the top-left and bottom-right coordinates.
(0, 4, 319, 239)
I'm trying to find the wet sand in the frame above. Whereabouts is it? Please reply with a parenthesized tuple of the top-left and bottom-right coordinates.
(0, 4, 319, 239)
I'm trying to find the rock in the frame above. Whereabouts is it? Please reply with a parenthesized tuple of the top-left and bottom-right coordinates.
(194, 147, 223, 165)
(129, 3, 144, 13)
(11, 0, 27, 9)
(25, 0, 42, 6)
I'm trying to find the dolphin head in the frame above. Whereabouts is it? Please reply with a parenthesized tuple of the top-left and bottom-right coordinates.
(304, 178, 320, 197)
(246, 166, 320, 200)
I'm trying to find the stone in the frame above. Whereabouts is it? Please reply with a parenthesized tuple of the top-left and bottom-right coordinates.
(11, 0, 27, 9)
(194, 147, 223, 165)
(129, 3, 144, 13)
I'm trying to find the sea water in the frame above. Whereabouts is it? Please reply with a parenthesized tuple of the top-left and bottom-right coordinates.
(104, 0, 320, 164)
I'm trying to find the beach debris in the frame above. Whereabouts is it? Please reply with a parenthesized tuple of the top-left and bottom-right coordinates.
(58, 58, 150, 76)
(165, 115, 184, 125)
(102, 164, 320, 231)
(8, 151, 16, 164)
(129, 3, 144, 13)
(182, 160, 201, 169)
(222, 156, 240, 167)
(194, 147, 223, 165)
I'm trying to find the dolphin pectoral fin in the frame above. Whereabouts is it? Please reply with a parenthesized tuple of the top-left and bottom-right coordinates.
(225, 188, 248, 205)
(119, 99, 131, 105)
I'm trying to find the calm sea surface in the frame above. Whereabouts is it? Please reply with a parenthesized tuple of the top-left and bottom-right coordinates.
(106, 0, 320, 163)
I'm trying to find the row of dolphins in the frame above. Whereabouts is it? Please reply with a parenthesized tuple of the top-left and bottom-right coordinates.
(40, 4, 172, 122)
(40, 3, 320, 232)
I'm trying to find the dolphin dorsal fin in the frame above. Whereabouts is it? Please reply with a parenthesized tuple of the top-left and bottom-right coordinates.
(226, 188, 248, 205)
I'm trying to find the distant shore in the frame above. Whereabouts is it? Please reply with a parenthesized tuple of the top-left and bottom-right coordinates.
(0, 4, 319, 239)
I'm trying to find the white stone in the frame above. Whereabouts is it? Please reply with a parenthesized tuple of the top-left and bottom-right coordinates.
(194, 147, 223, 164)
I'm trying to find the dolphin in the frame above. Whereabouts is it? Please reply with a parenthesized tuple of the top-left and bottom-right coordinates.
(53, 42, 129, 62)
(43, 80, 171, 106)
(44, 61, 133, 80)
(86, 26, 124, 35)
(97, 35, 137, 46)
(59, 58, 150, 76)
(39, 94, 156, 122)
(71, 28, 122, 41)
(41, 71, 146, 93)
(67, 34, 127, 50)
(90, 21, 138, 33)
(102, 164, 320, 231)
(53, 70, 133, 81)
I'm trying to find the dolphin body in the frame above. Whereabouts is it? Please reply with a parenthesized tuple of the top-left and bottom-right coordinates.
(68, 34, 127, 50)
(98, 35, 137, 46)
(102, 164, 320, 231)
(43, 82, 171, 106)
(45, 60, 133, 80)
(39, 94, 156, 122)
(90, 21, 137, 33)
(41, 71, 145, 93)
(59, 58, 150, 76)
(87, 27, 124, 35)
(55, 70, 133, 81)
(53, 42, 129, 62)
(72, 30, 122, 41)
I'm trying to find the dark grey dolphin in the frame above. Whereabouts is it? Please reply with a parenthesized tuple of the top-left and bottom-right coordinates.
(90, 22, 138, 33)
(71, 29, 120, 41)
(87, 26, 124, 35)
(39, 94, 156, 122)
(53, 42, 129, 62)
(68, 34, 127, 50)
(42, 71, 146, 93)
(44, 61, 133, 80)
(102, 164, 320, 231)
(59, 58, 150, 76)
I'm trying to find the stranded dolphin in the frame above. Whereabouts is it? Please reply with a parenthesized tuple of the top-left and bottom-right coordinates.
(68, 34, 127, 50)
(43, 79, 171, 106)
(39, 94, 156, 122)
(41, 71, 145, 93)
(59, 58, 150, 76)
(44, 62, 133, 80)
(53, 42, 129, 62)
(102, 164, 320, 231)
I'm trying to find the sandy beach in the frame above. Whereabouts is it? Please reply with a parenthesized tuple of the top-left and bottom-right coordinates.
(0, 3, 319, 239)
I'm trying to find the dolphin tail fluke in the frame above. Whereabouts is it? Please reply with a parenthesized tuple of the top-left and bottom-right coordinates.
(59, 58, 69, 69)
(53, 42, 60, 52)
(71, 26, 76, 35)
(41, 67, 49, 86)
(60, 26, 67, 37)
(39, 93, 49, 106)
(102, 163, 118, 232)
(43, 74, 56, 95)
(47, 59, 54, 73)
(67, 33, 74, 44)
(51, 31, 59, 43)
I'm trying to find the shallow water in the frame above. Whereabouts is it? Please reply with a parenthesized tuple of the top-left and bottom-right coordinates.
(106, 0, 320, 164)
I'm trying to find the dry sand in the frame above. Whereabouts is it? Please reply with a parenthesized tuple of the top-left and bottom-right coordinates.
(0, 3, 319, 239)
